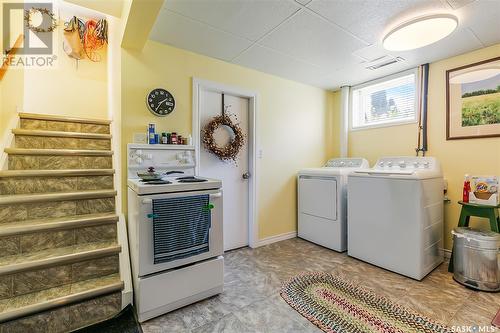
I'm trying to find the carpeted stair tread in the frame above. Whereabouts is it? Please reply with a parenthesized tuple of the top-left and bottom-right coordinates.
(0, 273, 122, 323)
(19, 113, 111, 125)
(4, 148, 113, 156)
(0, 169, 114, 178)
(12, 129, 112, 139)
(0, 241, 120, 275)
(0, 189, 117, 205)
(0, 213, 118, 237)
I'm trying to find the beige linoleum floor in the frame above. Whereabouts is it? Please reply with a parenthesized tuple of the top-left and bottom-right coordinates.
(141, 238, 500, 333)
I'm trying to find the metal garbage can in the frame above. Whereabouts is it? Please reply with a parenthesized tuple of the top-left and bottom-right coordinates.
(452, 227, 500, 292)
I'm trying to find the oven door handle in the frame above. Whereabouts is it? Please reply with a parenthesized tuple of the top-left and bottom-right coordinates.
(210, 192, 222, 198)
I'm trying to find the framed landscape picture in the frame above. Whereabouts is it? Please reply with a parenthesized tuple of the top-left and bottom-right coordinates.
(446, 56, 500, 140)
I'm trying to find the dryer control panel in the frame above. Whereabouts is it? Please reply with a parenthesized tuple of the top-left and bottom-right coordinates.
(325, 158, 369, 168)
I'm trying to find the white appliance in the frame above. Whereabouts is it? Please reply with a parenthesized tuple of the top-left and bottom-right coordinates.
(347, 156, 444, 280)
(298, 158, 369, 252)
(127, 144, 224, 322)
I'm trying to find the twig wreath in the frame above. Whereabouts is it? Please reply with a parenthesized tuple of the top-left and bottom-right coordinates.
(202, 94, 245, 163)
(24, 7, 58, 33)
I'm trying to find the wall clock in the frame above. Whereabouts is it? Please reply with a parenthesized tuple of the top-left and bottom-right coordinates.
(146, 88, 175, 116)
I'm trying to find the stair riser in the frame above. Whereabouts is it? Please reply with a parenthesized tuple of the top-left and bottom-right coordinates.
(0, 255, 119, 300)
(0, 292, 121, 332)
(0, 224, 117, 258)
(0, 176, 114, 195)
(0, 198, 116, 223)
(20, 119, 110, 134)
(8, 155, 112, 170)
(15, 136, 111, 150)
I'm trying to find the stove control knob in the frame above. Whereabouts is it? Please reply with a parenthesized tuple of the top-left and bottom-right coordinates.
(413, 161, 419, 168)
(424, 162, 430, 168)
(387, 161, 393, 167)
(399, 161, 406, 168)
(340, 161, 345, 167)
(379, 162, 384, 167)
(348, 162, 354, 167)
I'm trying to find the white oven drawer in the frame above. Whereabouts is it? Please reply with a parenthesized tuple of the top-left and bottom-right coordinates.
(136, 256, 224, 322)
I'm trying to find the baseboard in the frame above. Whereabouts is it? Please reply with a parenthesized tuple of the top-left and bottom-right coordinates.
(444, 248, 451, 260)
(117, 214, 133, 309)
(254, 231, 297, 247)
(0, 114, 19, 170)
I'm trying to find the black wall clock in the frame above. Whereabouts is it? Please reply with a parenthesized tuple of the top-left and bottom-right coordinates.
(146, 88, 175, 116)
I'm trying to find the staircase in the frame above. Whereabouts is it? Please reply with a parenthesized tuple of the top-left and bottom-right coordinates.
(0, 113, 123, 332)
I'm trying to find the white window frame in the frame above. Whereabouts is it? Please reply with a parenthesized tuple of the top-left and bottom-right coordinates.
(349, 68, 419, 131)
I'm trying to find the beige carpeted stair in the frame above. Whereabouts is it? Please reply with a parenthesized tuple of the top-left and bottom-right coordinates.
(0, 113, 123, 332)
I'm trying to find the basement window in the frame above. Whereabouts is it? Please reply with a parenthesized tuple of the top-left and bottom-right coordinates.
(350, 69, 418, 130)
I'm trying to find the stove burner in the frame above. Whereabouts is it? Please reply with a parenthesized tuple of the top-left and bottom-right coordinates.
(176, 176, 208, 183)
(142, 180, 172, 185)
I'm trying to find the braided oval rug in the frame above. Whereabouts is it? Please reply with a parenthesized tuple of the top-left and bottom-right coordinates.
(280, 272, 453, 333)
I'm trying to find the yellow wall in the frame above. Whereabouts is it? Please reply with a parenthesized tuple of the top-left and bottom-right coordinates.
(23, 19, 108, 120)
(346, 43, 500, 250)
(121, 40, 334, 239)
(0, 0, 24, 138)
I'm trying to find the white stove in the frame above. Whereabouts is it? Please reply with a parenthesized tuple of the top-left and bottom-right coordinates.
(128, 176, 222, 195)
(127, 144, 224, 322)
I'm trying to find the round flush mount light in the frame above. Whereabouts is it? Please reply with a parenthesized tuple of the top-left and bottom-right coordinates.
(383, 14, 458, 51)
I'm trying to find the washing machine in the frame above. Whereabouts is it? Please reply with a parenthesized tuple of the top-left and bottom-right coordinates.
(298, 158, 369, 252)
(347, 156, 444, 280)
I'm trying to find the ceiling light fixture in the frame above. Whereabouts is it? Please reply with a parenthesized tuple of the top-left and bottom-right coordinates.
(383, 14, 458, 51)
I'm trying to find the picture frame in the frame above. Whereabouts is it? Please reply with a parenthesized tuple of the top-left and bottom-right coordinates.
(446, 56, 500, 140)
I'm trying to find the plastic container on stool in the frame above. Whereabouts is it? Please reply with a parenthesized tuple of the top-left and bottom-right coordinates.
(452, 227, 500, 292)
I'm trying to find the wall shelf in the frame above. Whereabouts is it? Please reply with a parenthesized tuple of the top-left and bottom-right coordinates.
(128, 143, 195, 150)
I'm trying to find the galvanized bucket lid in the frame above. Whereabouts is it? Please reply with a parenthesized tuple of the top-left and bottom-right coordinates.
(452, 227, 500, 250)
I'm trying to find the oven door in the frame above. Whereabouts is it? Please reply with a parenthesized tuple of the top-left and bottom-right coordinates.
(137, 189, 223, 276)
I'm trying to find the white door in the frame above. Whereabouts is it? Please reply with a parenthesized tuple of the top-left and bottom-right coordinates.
(199, 90, 249, 251)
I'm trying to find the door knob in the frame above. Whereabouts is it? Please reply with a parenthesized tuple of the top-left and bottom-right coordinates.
(242, 172, 250, 180)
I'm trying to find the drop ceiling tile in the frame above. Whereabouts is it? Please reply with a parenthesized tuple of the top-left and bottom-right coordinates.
(468, 19, 500, 47)
(258, 10, 366, 69)
(294, 0, 313, 5)
(352, 44, 394, 62)
(233, 44, 329, 88)
(149, 10, 253, 62)
(164, 0, 300, 41)
(307, 0, 449, 44)
(446, 0, 476, 10)
(456, 0, 500, 37)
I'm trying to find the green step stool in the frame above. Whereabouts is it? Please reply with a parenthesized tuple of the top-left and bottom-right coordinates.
(448, 201, 500, 272)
